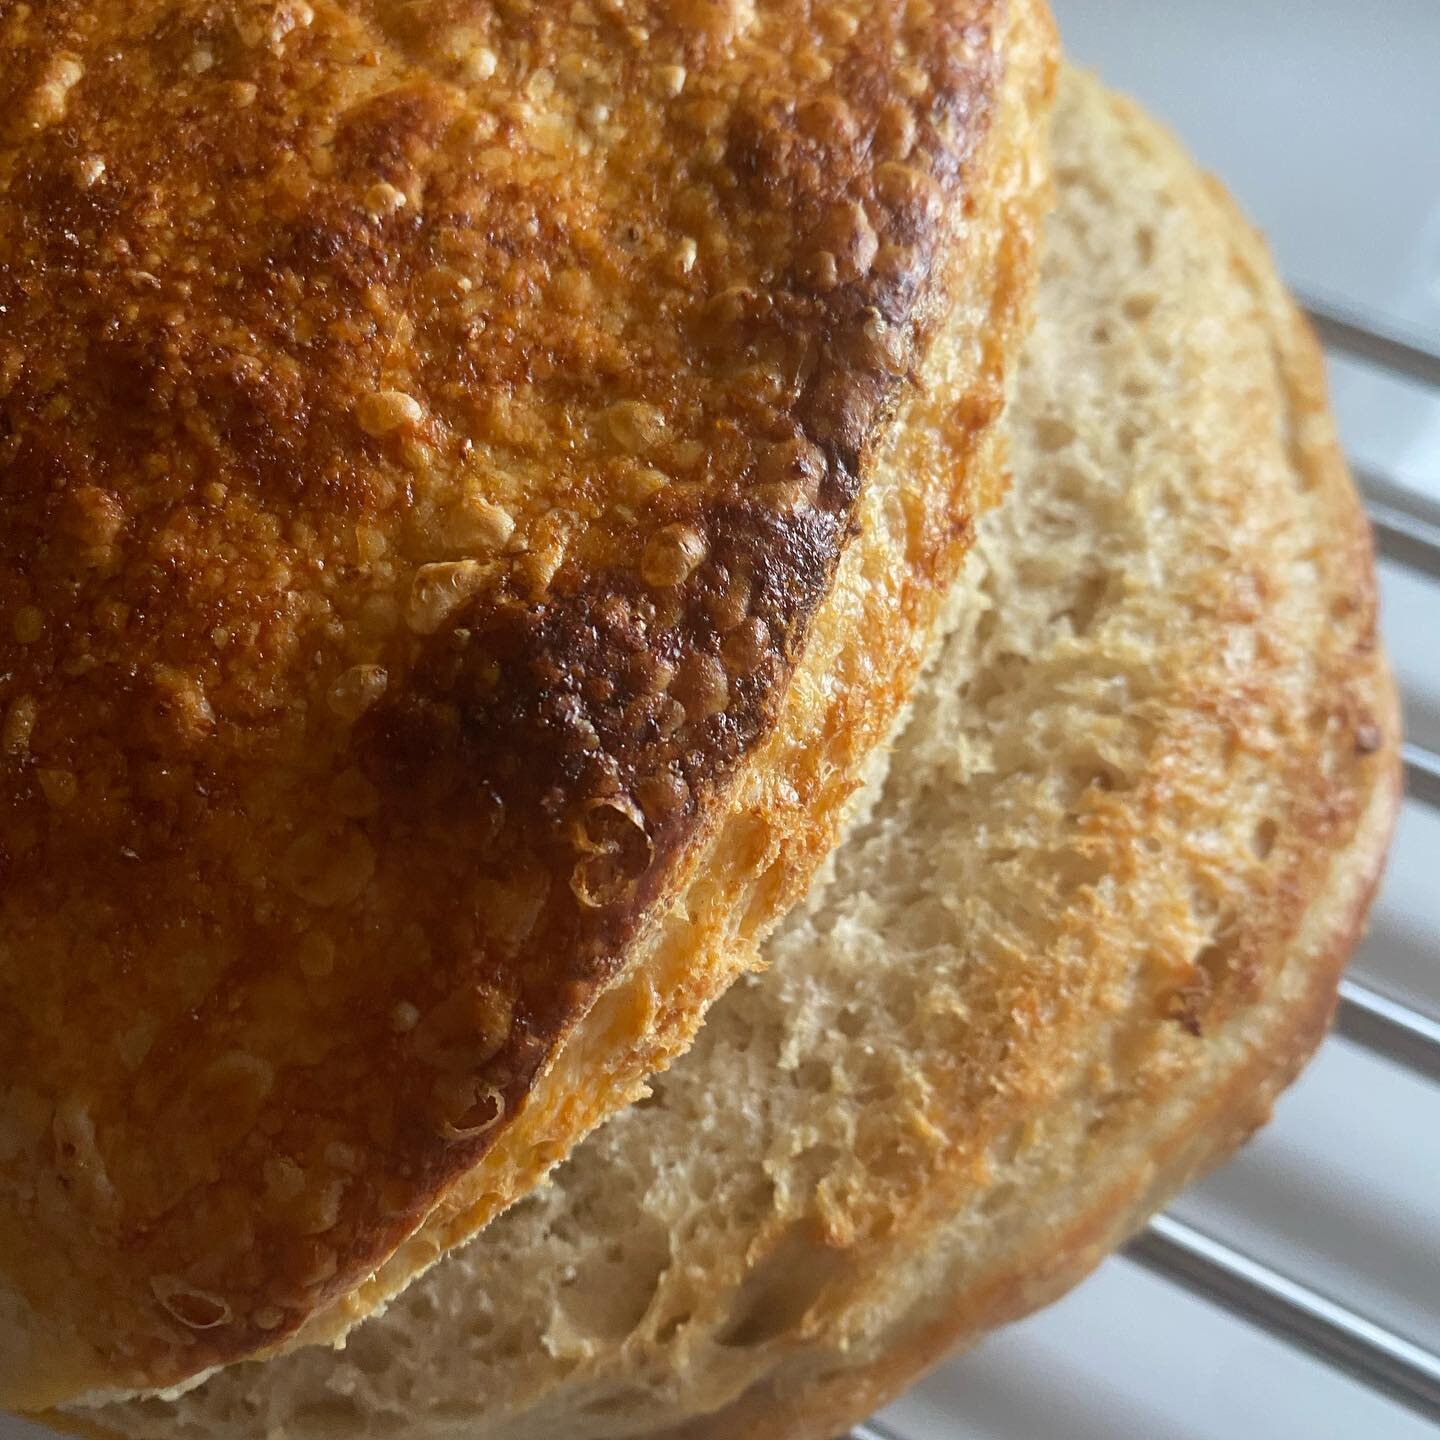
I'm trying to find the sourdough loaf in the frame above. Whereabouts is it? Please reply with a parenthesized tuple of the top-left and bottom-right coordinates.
(75, 66, 1398, 1440)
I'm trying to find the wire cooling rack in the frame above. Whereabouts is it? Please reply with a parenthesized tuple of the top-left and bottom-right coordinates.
(842, 308, 1440, 1437)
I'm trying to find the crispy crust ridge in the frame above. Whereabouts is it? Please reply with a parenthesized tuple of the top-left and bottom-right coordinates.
(0, 0, 1053, 1404)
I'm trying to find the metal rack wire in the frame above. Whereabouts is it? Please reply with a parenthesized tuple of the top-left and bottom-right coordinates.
(846, 301, 1440, 1438)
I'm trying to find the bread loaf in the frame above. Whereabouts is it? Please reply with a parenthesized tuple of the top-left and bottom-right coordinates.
(71, 66, 1399, 1440)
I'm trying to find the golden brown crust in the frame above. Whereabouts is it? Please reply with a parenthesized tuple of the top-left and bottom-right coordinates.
(0, 0, 1052, 1405)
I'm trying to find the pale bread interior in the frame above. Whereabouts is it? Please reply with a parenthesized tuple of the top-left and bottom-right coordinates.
(78, 67, 1396, 1440)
